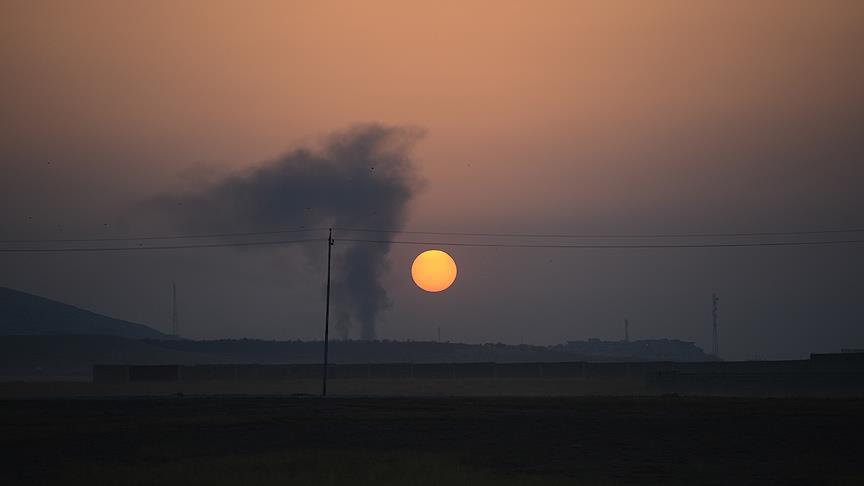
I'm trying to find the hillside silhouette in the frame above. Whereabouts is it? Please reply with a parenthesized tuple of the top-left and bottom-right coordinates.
(0, 335, 713, 381)
(0, 286, 171, 339)
(0, 286, 714, 380)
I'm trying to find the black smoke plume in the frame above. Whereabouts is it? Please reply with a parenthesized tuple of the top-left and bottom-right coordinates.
(156, 124, 424, 339)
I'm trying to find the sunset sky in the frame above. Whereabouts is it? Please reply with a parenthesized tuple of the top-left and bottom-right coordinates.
(2, 0, 863, 359)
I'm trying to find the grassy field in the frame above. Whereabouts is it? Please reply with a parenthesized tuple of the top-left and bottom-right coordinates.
(2, 396, 863, 485)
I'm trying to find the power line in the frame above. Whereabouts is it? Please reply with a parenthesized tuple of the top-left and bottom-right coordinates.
(0, 227, 328, 244)
(338, 237, 864, 249)
(0, 238, 322, 253)
(3, 237, 863, 253)
(4, 225, 864, 245)
(334, 226, 864, 239)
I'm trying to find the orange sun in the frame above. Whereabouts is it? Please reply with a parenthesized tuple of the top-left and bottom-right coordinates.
(411, 250, 457, 292)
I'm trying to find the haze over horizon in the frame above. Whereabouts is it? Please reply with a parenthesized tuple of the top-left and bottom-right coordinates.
(2, 1, 863, 360)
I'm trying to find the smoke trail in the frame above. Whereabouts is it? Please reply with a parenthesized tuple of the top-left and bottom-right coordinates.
(156, 124, 424, 339)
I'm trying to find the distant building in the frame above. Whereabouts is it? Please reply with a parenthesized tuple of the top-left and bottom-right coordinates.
(552, 338, 713, 361)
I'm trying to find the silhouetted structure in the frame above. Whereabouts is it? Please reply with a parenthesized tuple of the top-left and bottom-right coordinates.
(552, 338, 707, 361)
(322, 228, 333, 396)
(712, 293, 719, 357)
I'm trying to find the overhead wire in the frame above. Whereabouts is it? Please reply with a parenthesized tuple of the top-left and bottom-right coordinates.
(0, 238, 322, 253)
(333, 226, 864, 239)
(1, 236, 862, 253)
(0, 227, 328, 244)
(338, 237, 864, 249)
(3, 225, 864, 246)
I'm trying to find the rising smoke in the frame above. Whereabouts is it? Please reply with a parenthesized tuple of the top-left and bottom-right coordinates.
(156, 124, 424, 339)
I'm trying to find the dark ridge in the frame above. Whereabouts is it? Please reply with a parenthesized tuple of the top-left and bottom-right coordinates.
(0, 286, 172, 340)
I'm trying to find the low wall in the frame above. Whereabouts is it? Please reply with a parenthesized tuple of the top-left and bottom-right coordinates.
(94, 361, 640, 384)
(93, 361, 687, 384)
(92, 353, 864, 396)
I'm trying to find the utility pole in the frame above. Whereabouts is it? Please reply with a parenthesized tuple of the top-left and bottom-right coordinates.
(171, 283, 179, 337)
(437, 326, 441, 343)
(322, 229, 334, 397)
(624, 319, 629, 343)
(712, 293, 719, 357)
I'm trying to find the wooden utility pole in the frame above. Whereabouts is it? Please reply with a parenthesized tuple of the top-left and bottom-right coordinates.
(712, 293, 719, 357)
(322, 229, 334, 396)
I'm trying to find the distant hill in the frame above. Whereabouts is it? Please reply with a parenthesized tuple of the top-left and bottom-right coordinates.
(0, 286, 171, 339)
(0, 285, 715, 380)
(0, 335, 223, 379)
(0, 334, 715, 381)
(149, 338, 715, 364)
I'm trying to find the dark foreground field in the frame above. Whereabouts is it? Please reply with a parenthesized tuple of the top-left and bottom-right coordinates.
(2, 396, 862, 485)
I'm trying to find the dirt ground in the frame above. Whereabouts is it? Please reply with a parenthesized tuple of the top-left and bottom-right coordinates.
(2, 396, 862, 485)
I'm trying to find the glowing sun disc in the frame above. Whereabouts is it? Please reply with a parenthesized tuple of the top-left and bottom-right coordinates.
(411, 250, 457, 292)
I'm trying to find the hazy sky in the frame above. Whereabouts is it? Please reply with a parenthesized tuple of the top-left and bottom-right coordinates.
(2, 1, 863, 359)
